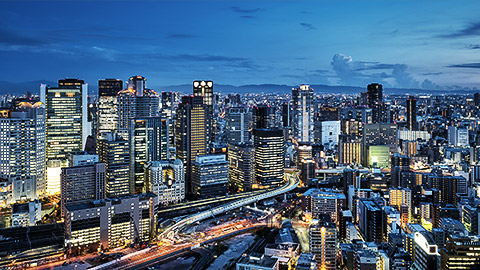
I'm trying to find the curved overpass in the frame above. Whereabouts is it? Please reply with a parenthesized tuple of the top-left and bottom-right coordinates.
(159, 171, 299, 239)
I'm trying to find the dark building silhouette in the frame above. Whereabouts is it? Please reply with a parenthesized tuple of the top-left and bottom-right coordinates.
(407, 95, 418, 130)
(367, 83, 383, 123)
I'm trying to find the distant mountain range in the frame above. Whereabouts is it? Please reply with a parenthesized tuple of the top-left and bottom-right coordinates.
(0, 80, 477, 96)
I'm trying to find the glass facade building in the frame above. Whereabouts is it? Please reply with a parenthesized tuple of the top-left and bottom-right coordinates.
(254, 128, 284, 188)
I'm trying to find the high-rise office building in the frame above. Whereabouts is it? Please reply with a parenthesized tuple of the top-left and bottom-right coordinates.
(340, 107, 373, 124)
(129, 117, 169, 194)
(367, 145, 390, 168)
(60, 153, 105, 216)
(389, 187, 412, 225)
(447, 126, 469, 147)
(252, 105, 276, 129)
(317, 120, 341, 147)
(192, 154, 228, 199)
(97, 132, 130, 197)
(440, 234, 480, 269)
(412, 232, 440, 269)
(228, 143, 255, 192)
(339, 140, 362, 164)
(303, 189, 346, 223)
(407, 96, 417, 131)
(193, 81, 214, 142)
(145, 159, 185, 206)
(175, 95, 208, 193)
(282, 102, 292, 127)
(309, 221, 337, 270)
(254, 128, 284, 188)
(226, 107, 250, 144)
(366, 83, 383, 123)
(41, 79, 89, 196)
(160, 91, 178, 147)
(0, 103, 45, 201)
(98, 79, 123, 136)
(297, 143, 313, 166)
(292, 85, 314, 143)
(363, 123, 398, 146)
(41, 79, 88, 164)
(117, 75, 159, 138)
(391, 153, 410, 187)
(193, 80, 213, 110)
(358, 199, 383, 243)
(299, 158, 315, 185)
(427, 175, 467, 206)
(474, 93, 480, 106)
(64, 193, 157, 252)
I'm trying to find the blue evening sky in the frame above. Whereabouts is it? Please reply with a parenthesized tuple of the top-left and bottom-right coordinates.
(1, 0, 480, 89)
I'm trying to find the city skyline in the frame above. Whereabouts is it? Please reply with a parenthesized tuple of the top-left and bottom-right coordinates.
(1, 1, 480, 90)
(3, 1, 480, 269)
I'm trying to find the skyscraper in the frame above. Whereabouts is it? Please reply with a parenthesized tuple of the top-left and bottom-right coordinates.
(41, 79, 89, 195)
(281, 102, 292, 127)
(309, 221, 337, 270)
(292, 84, 314, 143)
(145, 159, 185, 206)
(0, 103, 45, 201)
(129, 117, 169, 193)
(252, 105, 276, 129)
(192, 154, 228, 199)
(228, 143, 255, 192)
(98, 79, 123, 136)
(193, 81, 214, 142)
(226, 107, 250, 144)
(358, 199, 383, 243)
(193, 80, 213, 109)
(60, 153, 105, 216)
(407, 95, 417, 131)
(97, 132, 130, 197)
(389, 187, 412, 225)
(447, 126, 469, 147)
(175, 95, 208, 193)
(254, 128, 284, 188)
(363, 123, 398, 147)
(117, 75, 159, 138)
(367, 83, 383, 123)
(161, 91, 178, 147)
(41, 79, 88, 164)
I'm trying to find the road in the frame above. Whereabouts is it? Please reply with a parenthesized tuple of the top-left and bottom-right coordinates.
(27, 171, 299, 270)
(95, 221, 266, 270)
(159, 171, 299, 240)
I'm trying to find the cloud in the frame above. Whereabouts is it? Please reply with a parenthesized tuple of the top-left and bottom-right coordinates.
(166, 54, 248, 62)
(330, 53, 422, 88)
(0, 28, 49, 46)
(354, 62, 397, 71)
(466, 44, 480, 49)
(299, 23, 316, 31)
(447, 63, 480, 68)
(392, 64, 419, 88)
(230, 6, 262, 14)
(421, 79, 440, 90)
(440, 21, 480, 38)
(421, 72, 443, 76)
(230, 6, 262, 18)
(167, 34, 197, 39)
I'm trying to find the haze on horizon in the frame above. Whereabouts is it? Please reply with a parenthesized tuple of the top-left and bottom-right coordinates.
(1, 0, 480, 90)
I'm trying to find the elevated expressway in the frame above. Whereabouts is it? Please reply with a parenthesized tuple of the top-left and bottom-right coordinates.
(91, 172, 299, 270)
(159, 171, 300, 239)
